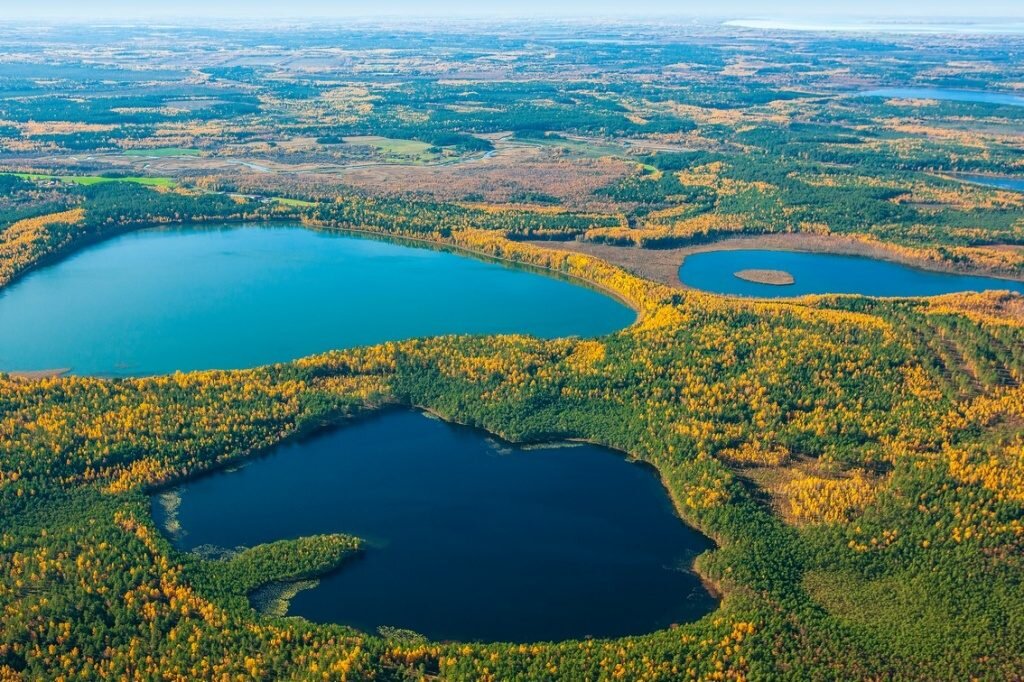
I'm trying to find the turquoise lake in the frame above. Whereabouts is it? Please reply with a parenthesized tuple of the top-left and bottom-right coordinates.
(153, 410, 717, 642)
(679, 249, 1024, 298)
(859, 87, 1024, 107)
(0, 224, 634, 375)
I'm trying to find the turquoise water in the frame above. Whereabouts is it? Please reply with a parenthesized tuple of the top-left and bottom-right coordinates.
(0, 224, 633, 375)
(959, 174, 1024, 192)
(679, 249, 1024, 298)
(859, 88, 1024, 107)
(153, 410, 716, 642)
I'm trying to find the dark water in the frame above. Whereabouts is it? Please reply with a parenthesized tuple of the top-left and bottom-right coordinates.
(958, 174, 1024, 192)
(0, 224, 633, 376)
(679, 249, 1024, 298)
(153, 410, 716, 642)
(859, 87, 1024, 107)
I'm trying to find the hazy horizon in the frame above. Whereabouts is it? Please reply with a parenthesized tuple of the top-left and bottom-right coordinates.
(3, 1, 1023, 22)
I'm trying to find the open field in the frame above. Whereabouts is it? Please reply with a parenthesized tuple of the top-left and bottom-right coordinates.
(8, 172, 177, 187)
(123, 147, 201, 157)
(342, 135, 436, 157)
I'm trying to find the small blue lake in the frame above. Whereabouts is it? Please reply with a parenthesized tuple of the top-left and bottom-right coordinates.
(958, 174, 1024, 192)
(679, 249, 1024, 298)
(859, 87, 1024, 107)
(0, 224, 634, 376)
(153, 410, 717, 642)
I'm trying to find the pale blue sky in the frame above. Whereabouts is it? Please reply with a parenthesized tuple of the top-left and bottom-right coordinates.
(4, 1, 1022, 21)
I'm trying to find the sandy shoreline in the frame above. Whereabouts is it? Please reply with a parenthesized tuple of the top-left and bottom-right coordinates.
(6, 368, 70, 380)
(527, 233, 1024, 290)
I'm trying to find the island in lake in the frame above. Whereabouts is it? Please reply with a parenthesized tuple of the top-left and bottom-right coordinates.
(733, 269, 795, 286)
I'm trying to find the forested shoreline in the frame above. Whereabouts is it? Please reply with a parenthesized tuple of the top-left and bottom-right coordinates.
(3, 19, 1024, 680)
(2, 180, 1023, 679)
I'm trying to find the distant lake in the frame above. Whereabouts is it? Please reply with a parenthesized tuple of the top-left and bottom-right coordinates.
(727, 20, 1024, 35)
(957, 174, 1024, 192)
(859, 88, 1024, 107)
(0, 224, 633, 375)
(679, 249, 1024, 298)
(153, 410, 717, 642)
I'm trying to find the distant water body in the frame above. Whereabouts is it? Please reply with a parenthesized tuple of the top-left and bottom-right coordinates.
(958, 174, 1024, 192)
(859, 87, 1024, 108)
(726, 19, 1024, 35)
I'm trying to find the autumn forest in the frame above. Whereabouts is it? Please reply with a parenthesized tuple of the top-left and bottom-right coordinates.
(1, 14, 1024, 682)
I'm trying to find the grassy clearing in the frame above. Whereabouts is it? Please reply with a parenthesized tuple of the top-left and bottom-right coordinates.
(11, 173, 177, 188)
(344, 135, 434, 155)
(343, 135, 444, 164)
(271, 197, 317, 207)
(524, 133, 629, 159)
(123, 147, 201, 157)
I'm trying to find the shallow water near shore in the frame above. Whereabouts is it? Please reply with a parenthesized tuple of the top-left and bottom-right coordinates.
(153, 410, 717, 642)
(680, 249, 1024, 298)
(0, 224, 634, 375)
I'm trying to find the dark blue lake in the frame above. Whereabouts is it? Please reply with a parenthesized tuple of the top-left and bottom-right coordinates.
(859, 87, 1024, 107)
(679, 249, 1024, 298)
(0, 224, 633, 376)
(152, 410, 716, 642)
